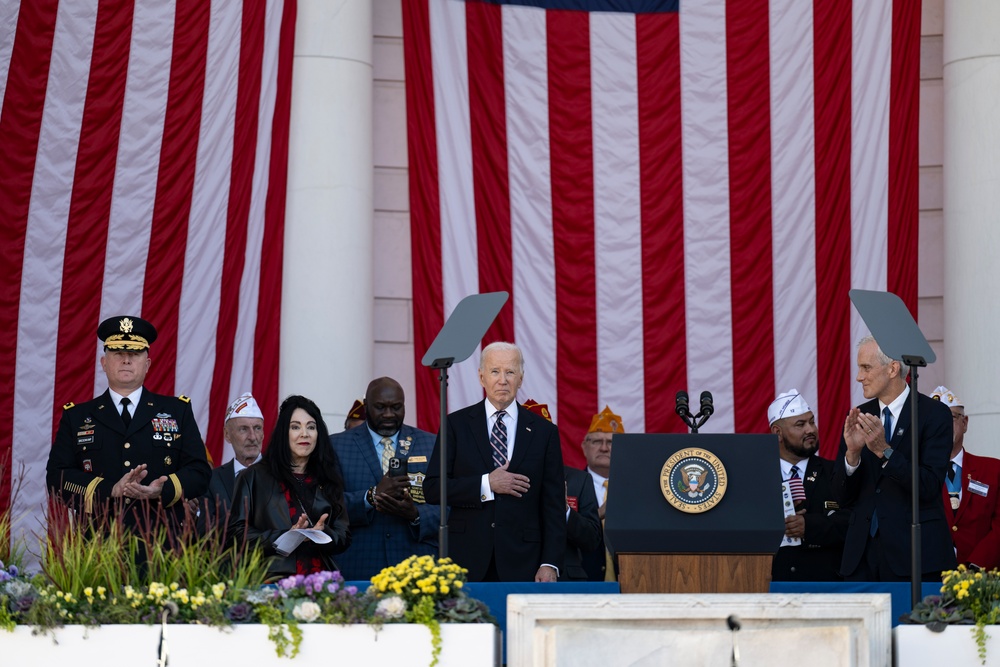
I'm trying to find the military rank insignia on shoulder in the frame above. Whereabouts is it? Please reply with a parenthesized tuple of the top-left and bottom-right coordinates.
(178, 395, 191, 403)
(63, 402, 75, 410)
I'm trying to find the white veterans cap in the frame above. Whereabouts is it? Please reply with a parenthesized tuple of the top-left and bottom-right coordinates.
(226, 392, 264, 421)
(930, 385, 963, 408)
(767, 389, 812, 426)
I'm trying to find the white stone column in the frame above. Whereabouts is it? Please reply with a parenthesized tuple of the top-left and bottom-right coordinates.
(943, 2, 1000, 456)
(282, 0, 373, 428)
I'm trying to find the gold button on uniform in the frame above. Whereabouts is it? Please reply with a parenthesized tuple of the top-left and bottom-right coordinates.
(953, 526, 959, 532)
(124, 461, 131, 467)
(124, 443, 131, 449)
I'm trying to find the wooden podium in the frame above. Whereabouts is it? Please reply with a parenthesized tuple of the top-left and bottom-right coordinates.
(605, 434, 784, 595)
(617, 553, 773, 594)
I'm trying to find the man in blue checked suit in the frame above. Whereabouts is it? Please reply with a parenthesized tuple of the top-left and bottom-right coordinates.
(330, 377, 441, 580)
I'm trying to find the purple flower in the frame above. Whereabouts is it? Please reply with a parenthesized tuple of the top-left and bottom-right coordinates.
(14, 595, 35, 613)
(225, 602, 254, 623)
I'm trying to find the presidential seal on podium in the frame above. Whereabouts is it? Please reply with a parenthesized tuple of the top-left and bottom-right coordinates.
(660, 448, 728, 513)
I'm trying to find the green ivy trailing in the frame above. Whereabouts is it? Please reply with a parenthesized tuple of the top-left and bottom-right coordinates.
(904, 565, 1000, 665)
(406, 595, 442, 667)
(256, 603, 303, 658)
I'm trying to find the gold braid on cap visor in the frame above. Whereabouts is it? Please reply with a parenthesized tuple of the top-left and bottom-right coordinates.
(104, 334, 149, 350)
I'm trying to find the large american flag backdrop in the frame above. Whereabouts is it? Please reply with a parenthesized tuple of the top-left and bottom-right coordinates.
(403, 0, 921, 468)
(0, 0, 295, 534)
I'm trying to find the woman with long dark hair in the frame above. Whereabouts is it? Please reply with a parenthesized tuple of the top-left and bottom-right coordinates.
(229, 395, 350, 579)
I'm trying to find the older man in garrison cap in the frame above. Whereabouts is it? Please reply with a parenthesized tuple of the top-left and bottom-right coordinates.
(46, 315, 211, 526)
(193, 392, 265, 534)
(581, 406, 624, 581)
(932, 386, 1000, 570)
(768, 389, 848, 581)
(523, 400, 602, 582)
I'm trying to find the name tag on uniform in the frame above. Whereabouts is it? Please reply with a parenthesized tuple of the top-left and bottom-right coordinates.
(408, 456, 427, 463)
(969, 479, 990, 497)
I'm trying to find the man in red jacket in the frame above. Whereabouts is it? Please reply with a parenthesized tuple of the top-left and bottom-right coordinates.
(933, 386, 1000, 570)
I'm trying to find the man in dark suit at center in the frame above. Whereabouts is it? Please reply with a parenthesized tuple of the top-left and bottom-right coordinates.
(425, 342, 566, 582)
(833, 335, 956, 581)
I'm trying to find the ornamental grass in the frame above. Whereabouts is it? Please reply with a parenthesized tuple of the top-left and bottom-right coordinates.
(1, 495, 494, 665)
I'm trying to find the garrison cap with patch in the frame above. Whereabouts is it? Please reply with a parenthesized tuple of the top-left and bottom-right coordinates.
(98, 315, 157, 351)
(767, 389, 812, 426)
(347, 398, 366, 421)
(588, 405, 624, 434)
(522, 399, 553, 422)
(930, 385, 963, 408)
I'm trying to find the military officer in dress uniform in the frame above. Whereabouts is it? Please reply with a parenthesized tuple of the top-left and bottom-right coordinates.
(46, 315, 211, 526)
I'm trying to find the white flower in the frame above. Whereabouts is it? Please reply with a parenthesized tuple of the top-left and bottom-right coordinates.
(292, 600, 322, 623)
(375, 596, 407, 619)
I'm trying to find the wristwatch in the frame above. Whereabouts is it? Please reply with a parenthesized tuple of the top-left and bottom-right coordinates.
(882, 447, 894, 460)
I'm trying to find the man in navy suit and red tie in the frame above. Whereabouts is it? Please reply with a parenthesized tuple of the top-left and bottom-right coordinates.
(424, 342, 566, 582)
(932, 386, 1000, 571)
(833, 335, 956, 581)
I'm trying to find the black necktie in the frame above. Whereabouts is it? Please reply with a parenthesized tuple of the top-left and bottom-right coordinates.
(120, 397, 132, 428)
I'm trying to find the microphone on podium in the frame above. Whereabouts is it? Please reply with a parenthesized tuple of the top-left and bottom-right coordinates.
(675, 391, 690, 418)
(700, 391, 714, 417)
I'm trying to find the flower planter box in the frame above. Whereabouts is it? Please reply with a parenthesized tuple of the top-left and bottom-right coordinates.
(0, 623, 500, 667)
(893, 624, 1000, 666)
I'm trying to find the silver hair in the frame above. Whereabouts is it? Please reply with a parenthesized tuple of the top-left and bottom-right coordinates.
(858, 334, 909, 378)
(480, 341, 524, 374)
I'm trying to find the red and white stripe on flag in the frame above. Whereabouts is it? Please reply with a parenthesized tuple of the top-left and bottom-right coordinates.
(403, 0, 920, 468)
(787, 476, 807, 504)
(0, 0, 295, 528)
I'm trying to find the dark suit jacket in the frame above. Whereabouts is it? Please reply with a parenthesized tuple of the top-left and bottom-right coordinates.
(771, 455, 849, 581)
(329, 423, 442, 580)
(194, 460, 238, 535)
(580, 468, 610, 581)
(46, 388, 210, 523)
(943, 450, 1000, 570)
(424, 400, 566, 582)
(227, 464, 351, 580)
(833, 391, 956, 578)
(562, 466, 602, 581)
